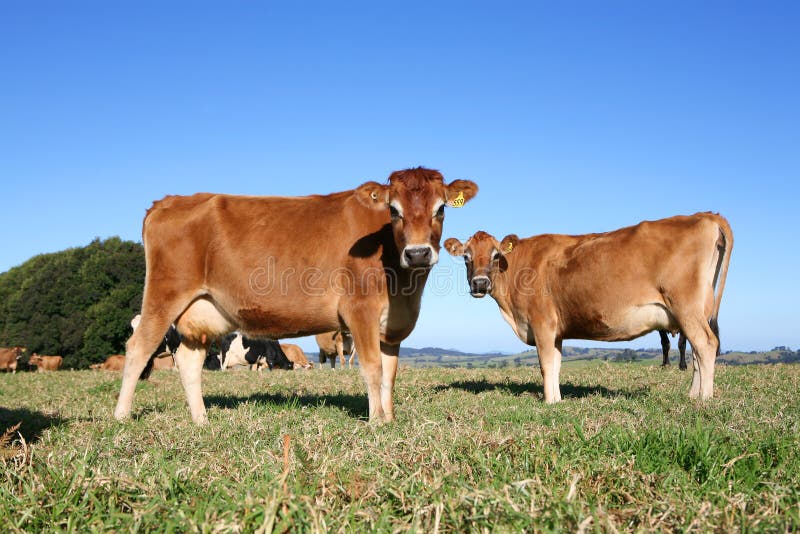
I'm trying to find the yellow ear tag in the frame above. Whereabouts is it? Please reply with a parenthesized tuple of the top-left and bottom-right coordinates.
(505, 241, 514, 253)
(448, 191, 465, 208)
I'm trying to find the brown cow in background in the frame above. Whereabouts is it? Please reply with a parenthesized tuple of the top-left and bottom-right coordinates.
(28, 354, 63, 372)
(315, 330, 355, 369)
(280, 343, 313, 370)
(0, 347, 27, 374)
(0, 346, 26, 373)
(90, 354, 126, 371)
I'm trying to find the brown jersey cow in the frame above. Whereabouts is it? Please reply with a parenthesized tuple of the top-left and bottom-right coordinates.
(90, 354, 126, 371)
(315, 330, 355, 369)
(0, 346, 26, 373)
(445, 213, 732, 403)
(280, 343, 313, 370)
(114, 167, 477, 424)
(28, 354, 63, 372)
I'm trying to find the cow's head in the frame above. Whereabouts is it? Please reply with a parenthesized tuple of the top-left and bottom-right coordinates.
(28, 353, 42, 366)
(356, 167, 478, 269)
(444, 231, 519, 298)
(13, 346, 25, 360)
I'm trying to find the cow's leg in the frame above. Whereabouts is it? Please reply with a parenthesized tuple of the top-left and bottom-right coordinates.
(348, 353, 355, 369)
(681, 318, 719, 400)
(678, 333, 688, 371)
(659, 330, 671, 366)
(114, 315, 176, 421)
(338, 346, 346, 369)
(380, 342, 400, 422)
(173, 338, 209, 425)
(536, 331, 562, 403)
(346, 314, 384, 422)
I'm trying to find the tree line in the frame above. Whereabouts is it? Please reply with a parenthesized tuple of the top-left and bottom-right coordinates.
(0, 237, 145, 369)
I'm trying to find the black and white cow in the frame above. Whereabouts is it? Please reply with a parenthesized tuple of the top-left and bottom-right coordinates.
(204, 349, 222, 370)
(219, 333, 293, 371)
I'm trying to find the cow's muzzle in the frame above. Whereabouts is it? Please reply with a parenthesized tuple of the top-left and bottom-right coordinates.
(402, 245, 437, 268)
(470, 276, 491, 298)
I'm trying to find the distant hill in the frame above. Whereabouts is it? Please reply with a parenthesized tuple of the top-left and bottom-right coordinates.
(392, 346, 800, 368)
(717, 348, 800, 366)
(399, 346, 509, 358)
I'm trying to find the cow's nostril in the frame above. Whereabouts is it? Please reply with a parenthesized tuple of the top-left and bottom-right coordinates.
(470, 277, 491, 295)
(404, 246, 432, 267)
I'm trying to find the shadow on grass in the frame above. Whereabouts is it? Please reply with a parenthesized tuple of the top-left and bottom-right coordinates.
(0, 407, 67, 444)
(203, 392, 369, 420)
(435, 379, 648, 399)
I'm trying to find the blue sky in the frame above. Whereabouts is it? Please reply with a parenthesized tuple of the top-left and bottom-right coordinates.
(1, 1, 798, 353)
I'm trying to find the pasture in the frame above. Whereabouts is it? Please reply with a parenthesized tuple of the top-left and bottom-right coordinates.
(1, 362, 799, 532)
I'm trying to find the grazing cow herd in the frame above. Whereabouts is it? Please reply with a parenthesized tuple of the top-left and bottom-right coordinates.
(1, 167, 733, 426)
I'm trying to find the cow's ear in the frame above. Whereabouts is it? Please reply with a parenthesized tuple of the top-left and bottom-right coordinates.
(445, 180, 478, 208)
(355, 181, 389, 209)
(444, 238, 465, 257)
(499, 234, 519, 255)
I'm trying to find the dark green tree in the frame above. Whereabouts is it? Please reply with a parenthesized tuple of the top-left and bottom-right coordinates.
(0, 237, 145, 368)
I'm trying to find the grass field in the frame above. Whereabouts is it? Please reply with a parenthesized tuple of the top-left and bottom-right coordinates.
(2, 362, 799, 532)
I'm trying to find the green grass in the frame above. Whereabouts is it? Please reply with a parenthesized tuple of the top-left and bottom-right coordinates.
(1, 364, 799, 532)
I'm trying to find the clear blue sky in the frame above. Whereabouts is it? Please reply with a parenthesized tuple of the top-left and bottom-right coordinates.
(1, 1, 798, 354)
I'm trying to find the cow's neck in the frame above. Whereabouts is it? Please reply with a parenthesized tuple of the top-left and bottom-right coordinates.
(381, 266, 430, 344)
(491, 271, 536, 346)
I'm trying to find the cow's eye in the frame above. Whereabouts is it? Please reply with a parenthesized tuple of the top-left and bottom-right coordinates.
(434, 205, 445, 220)
(389, 206, 402, 220)
(491, 251, 501, 262)
(463, 253, 472, 263)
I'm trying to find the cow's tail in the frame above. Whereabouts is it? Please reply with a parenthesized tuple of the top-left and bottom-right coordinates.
(138, 355, 155, 380)
(709, 214, 733, 355)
